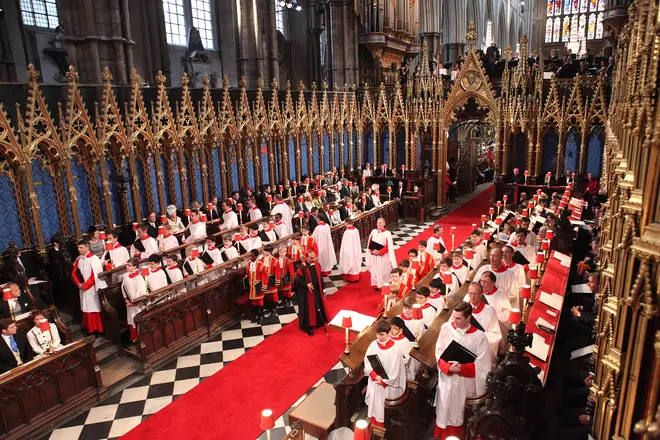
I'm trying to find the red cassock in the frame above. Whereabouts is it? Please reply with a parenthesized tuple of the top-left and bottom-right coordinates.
(418, 251, 435, 279)
(288, 243, 304, 264)
(260, 255, 282, 302)
(300, 235, 319, 256)
(399, 271, 415, 299)
(247, 260, 265, 305)
(277, 256, 295, 298)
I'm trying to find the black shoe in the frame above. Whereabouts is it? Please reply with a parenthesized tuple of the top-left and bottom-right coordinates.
(270, 307, 278, 317)
(285, 299, 293, 308)
(277, 300, 285, 308)
(250, 307, 259, 323)
(256, 311, 264, 324)
(307, 328, 314, 336)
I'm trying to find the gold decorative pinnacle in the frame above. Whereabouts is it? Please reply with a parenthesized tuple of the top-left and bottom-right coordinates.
(202, 75, 209, 86)
(239, 76, 247, 88)
(466, 21, 477, 49)
(156, 71, 166, 85)
(298, 81, 305, 91)
(257, 77, 264, 89)
(271, 79, 279, 90)
(181, 72, 189, 87)
(102, 67, 113, 83)
(311, 81, 317, 91)
(131, 68, 141, 85)
(286, 80, 291, 90)
(26, 64, 41, 83)
(66, 66, 79, 83)
(521, 34, 528, 45)
(223, 75, 229, 88)
(323, 81, 328, 91)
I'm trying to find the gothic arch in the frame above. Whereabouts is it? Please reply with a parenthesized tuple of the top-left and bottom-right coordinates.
(466, 0, 482, 45)
(497, 3, 507, 47)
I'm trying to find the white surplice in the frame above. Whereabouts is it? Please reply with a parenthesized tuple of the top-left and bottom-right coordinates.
(364, 338, 407, 423)
(365, 228, 397, 287)
(158, 234, 180, 252)
(185, 221, 207, 252)
(391, 333, 417, 381)
(311, 222, 337, 273)
(426, 234, 448, 264)
(248, 207, 263, 222)
(434, 322, 490, 429)
(338, 226, 361, 280)
(131, 236, 159, 259)
(469, 302, 502, 363)
(145, 267, 169, 293)
(122, 272, 147, 327)
(221, 210, 239, 230)
(75, 253, 106, 313)
(473, 264, 519, 306)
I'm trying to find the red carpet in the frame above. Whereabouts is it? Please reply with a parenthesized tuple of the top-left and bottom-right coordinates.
(122, 185, 493, 440)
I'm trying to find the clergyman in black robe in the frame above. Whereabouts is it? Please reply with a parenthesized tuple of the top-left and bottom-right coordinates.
(295, 251, 329, 336)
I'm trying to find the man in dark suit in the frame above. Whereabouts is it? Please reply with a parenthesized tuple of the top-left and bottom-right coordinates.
(308, 208, 320, 234)
(528, 49, 539, 67)
(145, 212, 159, 238)
(486, 42, 499, 61)
(509, 168, 525, 184)
(394, 180, 405, 199)
(339, 180, 350, 199)
(338, 201, 349, 220)
(206, 196, 220, 221)
(0, 282, 32, 319)
(0, 319, 34, 373)
(605, 56, 614, 77)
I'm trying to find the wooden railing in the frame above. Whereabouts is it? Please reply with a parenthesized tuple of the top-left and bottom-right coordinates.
(0, 338, 106, 440)
(99, 200, 398, 371)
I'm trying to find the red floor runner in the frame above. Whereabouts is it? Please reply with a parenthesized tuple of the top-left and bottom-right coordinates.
(122, 185, 493, 440)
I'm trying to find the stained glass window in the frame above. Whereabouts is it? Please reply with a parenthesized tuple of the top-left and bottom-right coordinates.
(564, 0, 572, 15)
(20, 0, 59, 28)
(548, 0, 554, 15)
(596, 13, 604, 39)
(553, 17, 562, 42)
(579, 14, 587, 38)
(546, 18, 554, 43)
(587, 13, 596, 39)
(580, 0, 588, 13)
(589, 0, 597, 11)
(572, 0, 579, 13)
(191, 0, 214, 49)
(598, 0, 605, 11)
(562, 17, 571, 42)
(555, 0, 562, 15)
(163, 0, 186, 46)
(571, 15, 580, 41)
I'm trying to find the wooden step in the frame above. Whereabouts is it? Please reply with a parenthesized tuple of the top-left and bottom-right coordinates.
(95, 344, 120, 366)
(99, 356, 142, 392)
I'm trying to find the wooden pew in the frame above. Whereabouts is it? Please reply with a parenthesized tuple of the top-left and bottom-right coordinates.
(0, 338, 106, 440)
(99, 201, 398, 372)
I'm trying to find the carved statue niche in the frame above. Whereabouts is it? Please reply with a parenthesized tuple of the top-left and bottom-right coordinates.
(467, 322, 543, 440)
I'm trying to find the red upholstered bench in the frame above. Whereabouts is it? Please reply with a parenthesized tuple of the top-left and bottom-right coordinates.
(235, 294, 252, 320)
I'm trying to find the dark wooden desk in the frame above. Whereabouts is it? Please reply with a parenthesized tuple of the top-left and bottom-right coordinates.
(494, 183, 566, 208)
(366, 175, 436, 213)
(0, 339, 106, 440)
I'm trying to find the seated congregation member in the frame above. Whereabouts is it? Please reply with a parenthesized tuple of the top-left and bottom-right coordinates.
(158, 223, 180, 252)
(27, 312, 62, 355)
(415, 287, 437, 328)
(72, 240, 106, 335)
(165, 205, 185, 234)
(364, 320, 407, 428)
(122, 259, 149, 342)
(338, 217, 362, 282)
(0, 319, 34, 373)
(277, 246, 295, 308)
(466, 282, 501, 363)
(221, 199, 239, 230)
(131, 223, 159, 259)
(145, 254, 169, 292)
(0, 282, 30, 319)
(145, 212, 159, 238)
(434, 302, 491, 439)
(296, 250, 329, 336)
(311, 216, 336, 276)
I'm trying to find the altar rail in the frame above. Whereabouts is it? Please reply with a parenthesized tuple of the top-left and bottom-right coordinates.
(0, 339, 106, 440)
(100, 201, 397, 372)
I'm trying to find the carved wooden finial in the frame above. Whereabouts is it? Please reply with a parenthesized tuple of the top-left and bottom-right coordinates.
(102, 66, 113, 83)
(257, 77, 264, 89)
(298, 81, 305, 91)
(66, 65, 79, 84)
(130, 68, 140, 85)
(223, 75, 229, 88)
(202, 75, 209, 86)
(181, 72, 189, 87)
(156, 71, 167, 85)
(239, 76, 247, 88)
(271, 78, 279, 90)
(27, 64, 40, 83)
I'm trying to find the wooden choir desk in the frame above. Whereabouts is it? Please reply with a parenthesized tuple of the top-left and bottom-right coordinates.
(0, 339, 106, 440)
(494, 183, 566, 208)
(98, 201, 398, 373)
(366, 174, 436, 216)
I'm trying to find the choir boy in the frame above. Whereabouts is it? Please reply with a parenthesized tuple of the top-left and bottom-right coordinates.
(273, 213, 288, 242)
(234, 225, 252, 254)
(400, 296, 425, 339)
(384, 285, 399, 313)
(389, 316, 417, 380)
(260, 245, 281, 317)
(122, 259, 148, 341)
(434, 302, 490, 439)
(451, 251, 469, 285)
(246, 249, 266, 324)
(435, 257, 460, 296)
(338, 218, 361, 282)
(407, 249, 421, 284)
(145, 254, 169, 293)
(103, 230, 130, 271)
(426, 225, 448, 264)
(364, 321, 407, 428)
(416, 240, 436, 279)
(261, 221, 278, 243)
(428, 278, 447, 311)
(277, 246, 295, 308)
(158, 223, 180, 252)
(182, 245, 206, 289)
(466, 282, 502, 363)
(220, 235, 239, 261)
(202, 237, 223, 267)
(511, 228, 536, 263)
(131, 224, 159, 259)
(398, 259, 415, 298)
(72, 240, 106, 335)
(288, 236, 304, 269)
(415, 287, 437, 328)
(365, 218, 397, 290)
(184, 211, 207, 255)
(271, 194, 294, 236)
(248, 198, 263, 222)
(470, 229, 487, 262)
(164, 254, 186, 295)
(248, 224, 263, 250)
(300, 223, 319, 255)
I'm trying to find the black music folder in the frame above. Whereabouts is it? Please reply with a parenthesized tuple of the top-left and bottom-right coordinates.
(512, 250, 530, 265)
(366, 354, 389, 380)
(368, 241, 384, 251)
(470, 316, 485, 332)
(200, 252, 215, 266)
(440, 340, 477, 364)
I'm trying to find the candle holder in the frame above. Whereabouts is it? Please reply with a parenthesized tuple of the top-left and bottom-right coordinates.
(342, 315, 353, 355)
(411, 304, 423, 349)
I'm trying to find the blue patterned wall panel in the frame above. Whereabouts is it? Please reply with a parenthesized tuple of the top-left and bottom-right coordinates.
(72, 160, 94, 232)
(171, 154, 183, 206)
(322, 134, 329, 172)
(123, 161, 134, 220)
(32, 161, 61, 240)
(261, 139, 270, 186)
(135, 160, 150, 218)
(0, 174, 24, 249)
(587, 129, 604, 177)
(542, 130, 559, 174)
(148, 156, 160, 214)
(230, 163, 239, 192)
(332, 133, 339, 168)
(301, 135, 309, 176)
(155, 156, 170, 207)
(105, 159, 121, 226)
(343, 132, 349, 167)
(245, 142, 255, 190)
(212, 149, 222, 198)
(417, 136, 422, 168)
(94, 166, 108, 225)
(395, 129, 406, 167)
(513, 133, 526, 171)
(366, 130, 374, 165)
(382, 130, 390, 167)
(564, 129, 580, 174)
(192, 153, 203, 203)
(352, 132, 358, 165)
(288, 136, 296, 179)
(60, 172, 73, 232)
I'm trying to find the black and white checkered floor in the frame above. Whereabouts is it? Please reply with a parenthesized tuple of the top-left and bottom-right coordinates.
(42, 220, 436, 440)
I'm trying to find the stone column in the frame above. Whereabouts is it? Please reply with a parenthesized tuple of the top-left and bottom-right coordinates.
(235, 0, 278, 88)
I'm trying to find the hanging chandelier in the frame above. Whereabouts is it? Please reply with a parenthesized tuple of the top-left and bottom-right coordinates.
(279, 0, 302, 11)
